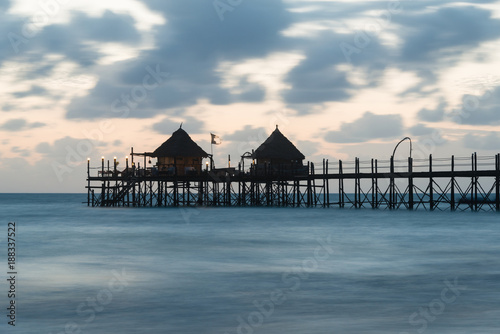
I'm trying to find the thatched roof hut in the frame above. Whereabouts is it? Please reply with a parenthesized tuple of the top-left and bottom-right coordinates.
(253, 126, 305, 164)
(153, 127, 208, 158)
(152, 127, 208, 175)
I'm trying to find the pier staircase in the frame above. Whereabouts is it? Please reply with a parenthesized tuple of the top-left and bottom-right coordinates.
(96, 179, 137, 207)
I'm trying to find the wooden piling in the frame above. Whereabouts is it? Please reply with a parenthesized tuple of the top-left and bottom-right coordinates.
(429, 154, 434, 211)
(339, 160, 344, 208)
(496, 153, 500, 212)
(408, 157, 413, 210)
(451, 155, 455, 211)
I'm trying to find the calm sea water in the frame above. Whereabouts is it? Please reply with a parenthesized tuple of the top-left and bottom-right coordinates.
(1, 194, 499, 334)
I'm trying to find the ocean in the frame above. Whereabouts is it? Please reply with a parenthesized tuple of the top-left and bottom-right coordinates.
(1, 193, 499, 334)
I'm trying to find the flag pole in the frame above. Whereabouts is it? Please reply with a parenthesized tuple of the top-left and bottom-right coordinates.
(210, 133, 214, 170)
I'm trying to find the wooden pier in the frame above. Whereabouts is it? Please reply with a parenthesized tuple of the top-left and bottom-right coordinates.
(87, 152, 500, 212)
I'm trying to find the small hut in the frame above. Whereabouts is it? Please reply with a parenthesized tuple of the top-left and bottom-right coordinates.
(252, 126, 305, 174)
(152, 127, 208, 176)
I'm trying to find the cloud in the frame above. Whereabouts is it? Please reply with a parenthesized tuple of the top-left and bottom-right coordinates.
(450, 86, 500, 125)
(65, 0, 290, 119)
(31, 16, 128, 67)
(152, 116, 205, 135)
(12, 85, 49, 98)
(0, 119, 45, 131)
(396, 6, 500, 64)
(0, 0, 10, 10)
(410, 125, 447, 146)
(2, 104, 14, 112)
(2, 10, 142, 68)
(224, 125, 268, 142)
(223, 125, 272, 157)
(281, 2, 500, 111)
(417, 100, 447, 122)
(463, 132, 500, 151)
(35, 136, 106, 163)
(72, 10, 141, 44)
(409, 124, 434, 136)
(11, 146, 30, 157)
(324, 112, 403, 143)
(281, 30, 388, 112)
(296, 140, 319, 158)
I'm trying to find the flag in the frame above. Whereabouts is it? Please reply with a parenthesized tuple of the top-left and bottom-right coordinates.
(211, 133, 222, 145)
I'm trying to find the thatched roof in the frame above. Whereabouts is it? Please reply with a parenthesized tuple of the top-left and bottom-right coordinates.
(253, 126, 305, 160)
(153, 127, 208, 158)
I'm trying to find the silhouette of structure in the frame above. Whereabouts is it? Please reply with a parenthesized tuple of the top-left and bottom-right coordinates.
(86, 129, 500, 212)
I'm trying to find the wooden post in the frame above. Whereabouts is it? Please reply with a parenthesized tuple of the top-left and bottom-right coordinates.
(323, 159, 326, 208)
(149, 180, 153, 207)
(87, 158, 90, 206)
(296, 180, 301, 207)
(390, 156, 394, 210)
(474, 152, 478, 212)
(375, 159, 378, 209)
(326, 159, 330, 207)
(107, 159, 110, 206)
(100, 182, 105, 207)
(227, 179, 231, 206)
(408, 157, 413, 210)
(213, 181, 217, 206)
(470, 153, 475, 211)
(451, 155, 455, 211)
(339, 160, 344, 208)
(371, 159, 375, 209)
(496, 153, 500, 212)
(354, 158, 359, 208)
(307, 162, 311, 207)
(132, 173, 136, 206)
(429, 154, 434, 211)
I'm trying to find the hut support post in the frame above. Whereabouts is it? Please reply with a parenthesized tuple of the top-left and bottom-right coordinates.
(149, 181, 153, 207)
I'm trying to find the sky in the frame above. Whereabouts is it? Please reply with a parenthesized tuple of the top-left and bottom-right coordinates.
(1, 0, 500, 192)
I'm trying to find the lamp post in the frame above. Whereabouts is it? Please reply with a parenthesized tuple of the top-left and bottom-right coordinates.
(101, 156, 104, 176)
(392, 137, 412, 160)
